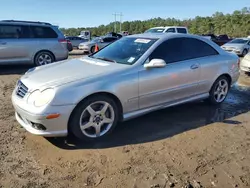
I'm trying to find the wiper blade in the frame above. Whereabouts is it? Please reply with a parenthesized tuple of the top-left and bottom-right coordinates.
(95, 57, 117, 63)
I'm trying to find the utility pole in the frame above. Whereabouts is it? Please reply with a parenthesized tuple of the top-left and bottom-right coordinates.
(112, 13, 117, 33)
(113, 13, 123, 33)
(119, 12, 123, 33)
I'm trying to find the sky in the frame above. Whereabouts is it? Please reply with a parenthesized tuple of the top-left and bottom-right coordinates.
(1, 0, 249, 28)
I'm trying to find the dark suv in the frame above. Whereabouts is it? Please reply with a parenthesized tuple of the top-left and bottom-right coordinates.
(0, 20, 70, 66)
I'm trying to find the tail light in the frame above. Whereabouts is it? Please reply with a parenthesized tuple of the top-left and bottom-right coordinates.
(58, 39, 68, 43)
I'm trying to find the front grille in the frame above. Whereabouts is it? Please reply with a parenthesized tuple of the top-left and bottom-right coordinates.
(16, 80, 28, 98)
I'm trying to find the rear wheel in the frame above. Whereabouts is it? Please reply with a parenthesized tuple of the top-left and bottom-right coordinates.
(69, 95, 119, 141)
(208, 76, 230, 104)
(90, 46, 95, 54)
(34, 51, 54, 66)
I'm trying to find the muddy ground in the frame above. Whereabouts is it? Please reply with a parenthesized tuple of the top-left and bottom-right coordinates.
(0, 55, 250, 188)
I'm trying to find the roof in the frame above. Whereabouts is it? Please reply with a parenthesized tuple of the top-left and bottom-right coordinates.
(0, 20, 53, 27)
(126, 32, 193, 39)
(149, 26, 188, 29)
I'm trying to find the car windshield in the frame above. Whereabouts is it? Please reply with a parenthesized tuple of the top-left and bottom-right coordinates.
(229, 39, 248, 44)
(145, 28, 165, 33)
(90, 37, 158, 65)
(91, 37, 101, 42)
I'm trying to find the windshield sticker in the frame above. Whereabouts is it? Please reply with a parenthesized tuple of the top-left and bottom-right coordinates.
(128, 57, 135, 63)
(134, 39, 151, 43)
(80, 58, 109, 66)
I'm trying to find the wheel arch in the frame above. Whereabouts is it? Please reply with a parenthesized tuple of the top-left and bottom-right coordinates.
(210, 73, 232, 92)
(67, 91, 124, 131)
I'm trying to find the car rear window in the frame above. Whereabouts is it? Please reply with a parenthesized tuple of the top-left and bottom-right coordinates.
(30, 26, 58, 38)
(165, 28, 175, 33)
(177, 28, 187, 33)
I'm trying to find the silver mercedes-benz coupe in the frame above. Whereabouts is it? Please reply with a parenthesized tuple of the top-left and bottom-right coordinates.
(12, 33, 240, 141)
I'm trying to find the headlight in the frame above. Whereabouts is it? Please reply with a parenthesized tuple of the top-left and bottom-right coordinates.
(27, 88, 55, 107)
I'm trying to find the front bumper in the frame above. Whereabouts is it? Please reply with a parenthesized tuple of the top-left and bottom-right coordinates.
(240, 65, 250, 72)
(12, 95, 76, 137)
(78, 46, 90, 52)
(223, 49, 242, 55)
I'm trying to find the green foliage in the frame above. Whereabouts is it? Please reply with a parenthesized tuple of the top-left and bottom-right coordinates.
(61, 7, 250, 37)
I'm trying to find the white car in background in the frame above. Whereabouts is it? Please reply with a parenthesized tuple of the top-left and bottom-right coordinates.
(240, 52, 250, 73)
(221, 38, 250, 57)
(145, 26, 189, 34)
(78, 36, 118, 53)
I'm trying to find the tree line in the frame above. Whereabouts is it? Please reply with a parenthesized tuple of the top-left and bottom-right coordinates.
(60, 7, 250, 38)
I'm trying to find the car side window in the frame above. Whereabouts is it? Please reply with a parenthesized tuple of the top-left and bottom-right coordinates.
(184, 38, 219, 58)
(0, 25, 30, 39)
(149, 39, 179, 63)
(165, 28, 175, 33)
(149, 37, 218, 64)
(177, 28, 187, 34)
(31, 26, 58, 38)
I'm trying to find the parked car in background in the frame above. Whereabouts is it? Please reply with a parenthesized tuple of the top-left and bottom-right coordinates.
(201, 34, 232, 46)
(66, 39, 73, 52)
(0, 20, 69, 66)
(12, 33, 240, 141)
(145, 26, 188, 34)
(221, 38, 250, 56)
(78, 36, 118, 53)
(201, 34, 217, 41)
(106, 32, 123, 38)
(215, 34, 232, 46)
(120, 31, 129, 36)
(240, 52, 250, 73)
(65, 36, 88, 48)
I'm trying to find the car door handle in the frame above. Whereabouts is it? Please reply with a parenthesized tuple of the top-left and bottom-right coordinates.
(190, 64, 199, 69)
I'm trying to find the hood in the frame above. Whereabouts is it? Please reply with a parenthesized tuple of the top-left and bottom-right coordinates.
(21, 57, 127, 91)
(222, 43, 245, 48)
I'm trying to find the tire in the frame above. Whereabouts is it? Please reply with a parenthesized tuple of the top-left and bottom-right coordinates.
(90, 46, 95, 54)
(69, 95, 119, 142)
(34, 51, 54, 66)
(208, 76, 230, 105)
(242, 49, 248, 57)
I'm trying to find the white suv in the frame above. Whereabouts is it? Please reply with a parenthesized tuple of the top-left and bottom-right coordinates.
(145, 26, 188, 34)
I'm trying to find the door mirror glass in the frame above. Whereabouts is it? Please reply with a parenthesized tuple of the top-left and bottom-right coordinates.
(144, 59, 166, 68)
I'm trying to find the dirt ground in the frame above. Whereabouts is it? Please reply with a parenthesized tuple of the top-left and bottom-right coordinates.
(0, 55, 250, 188)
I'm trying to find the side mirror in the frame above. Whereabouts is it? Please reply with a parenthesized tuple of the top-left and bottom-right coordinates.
(144, 59, 166, 68)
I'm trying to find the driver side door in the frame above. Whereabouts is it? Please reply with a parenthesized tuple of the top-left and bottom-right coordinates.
(138, 38, 201, 109)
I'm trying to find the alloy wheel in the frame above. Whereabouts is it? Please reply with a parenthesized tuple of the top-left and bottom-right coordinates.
(37, 54, 52, 65)
(79, 101, 115, 138)
(213, 79, 229, 103)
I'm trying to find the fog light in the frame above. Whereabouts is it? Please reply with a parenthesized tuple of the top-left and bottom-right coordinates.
(32, 123, 46, 131)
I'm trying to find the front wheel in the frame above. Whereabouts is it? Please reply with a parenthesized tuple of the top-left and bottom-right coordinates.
(242, 49, 248, 57)
(69, 95, 119, 141)
(208, 76, 230, 105)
